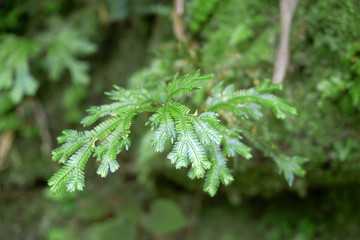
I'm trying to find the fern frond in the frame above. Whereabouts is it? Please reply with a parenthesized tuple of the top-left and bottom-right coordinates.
(97, 156, 120, 178)
(233, 103, 263, 120)
(149, 106, 177, 152)
(149, 102, 214, 177)
(94, 112, 134, 177)
(34, 17, 97, 86)
(56, 129, 91, 143)
(49, 142, 94, 193)
(48, 165, 73, 194)
(49, 71, 301, 197)
(149, 100, 248, 184)
(90, 117, 121, 139)
(222, 135, 252, 159)
(188, 113, 222, 145)
(203, 144, 234, 196)
(106, 86, 150, 102)
(152, 118, 177, 152)
(49, 88, 142, 193)
(81, 87, 151, 126)
(95, 135, 122, 178)
(207, 80, 297, 119)
(170, 103, 211, 177)
(81, 103, 129, 126)
(241, 129, 307, 186)
(255, 78, 283, 93)
(52, 141, 84, 164)
(167, 136, 191, 169)
(274, 155, 308, 186)
(166, 70, 214, 100)
(0, 34, 40, 103)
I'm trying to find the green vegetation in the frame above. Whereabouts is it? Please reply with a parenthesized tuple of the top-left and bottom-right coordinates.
(49, 72, 298, 196)
(1, 0, 359, 239)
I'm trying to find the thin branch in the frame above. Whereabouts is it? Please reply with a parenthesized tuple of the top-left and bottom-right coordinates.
(0, 131, 14, 170)
(173, 0, 186, 42)
(272, 0, 299, 84)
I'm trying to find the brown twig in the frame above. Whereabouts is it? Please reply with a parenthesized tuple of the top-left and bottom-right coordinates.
(173, 0, 186, 42)
(0, 131, 15, 170)
(272, 0, 299, 84)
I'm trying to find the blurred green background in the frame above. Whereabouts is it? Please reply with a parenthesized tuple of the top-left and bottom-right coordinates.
(1, 0, 360, 239)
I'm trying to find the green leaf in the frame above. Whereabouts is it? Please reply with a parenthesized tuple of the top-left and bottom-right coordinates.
(10, 66, 39, 103)
(144, 199, 187, 234)
(0, 70, 13, 90)
(274, 155, 308, 186)
(230, 24, 253, 45)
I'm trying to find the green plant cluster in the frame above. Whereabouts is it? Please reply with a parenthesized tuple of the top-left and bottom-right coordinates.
(49, 71, 299, 196)
(0, 18, 96, 104)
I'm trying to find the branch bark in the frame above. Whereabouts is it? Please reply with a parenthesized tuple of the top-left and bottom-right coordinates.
(0, 132, 14, 170)
(272, 0, 299, 84)
(172, 0, 186, 42)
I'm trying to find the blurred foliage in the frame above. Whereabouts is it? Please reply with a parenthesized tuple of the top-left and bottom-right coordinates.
(0, 35, 39, 103)
(144, 199, 187, 234)
(1, 0, 360, 239)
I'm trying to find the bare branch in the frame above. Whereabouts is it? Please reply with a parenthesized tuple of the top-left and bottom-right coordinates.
(0, 132, 14, 170)
(272, 0, 299, 84)
(173, 0, 186, 42)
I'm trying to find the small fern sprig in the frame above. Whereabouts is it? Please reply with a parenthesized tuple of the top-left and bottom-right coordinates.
(49, 88, 152, 194)
(206, 79, 297, 119)
(205, 79, 307, 186)
(49, 71, 298, 196)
